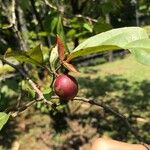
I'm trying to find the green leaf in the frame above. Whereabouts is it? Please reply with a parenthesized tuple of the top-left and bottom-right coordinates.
(21, 80, 36, 98)
(5, 45, 44, 66)
(57, 15, 68, 52)
(0, 112, 10, 130)
(125, 39, 150, 66)
(83, 23, 93, 32)
(68, 27, 148, 61)
(20, 0, 30, 11)
(43, 88, 53, 100)
(44, 12, 58, 33)
(27, 44, 44, 64)
(49, 44, 59, 72)
(94, 18, 112, 34)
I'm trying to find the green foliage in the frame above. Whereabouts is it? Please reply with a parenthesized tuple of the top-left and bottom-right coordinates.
(57, 16, 66, 45)
(83, 23, 93, 33)
(94, 18, 112, 34)
(126, 39, 150, 66)
(49, 44, 59, 72)
(0, 112, 9, 130)
(5, 45, 44, 66)
(21, 80, 36, 99)
(68, 27, 150, 67)
(44, 12, 59, 34)
(66, 17, 93, 40)
(0, 0, 150, 146)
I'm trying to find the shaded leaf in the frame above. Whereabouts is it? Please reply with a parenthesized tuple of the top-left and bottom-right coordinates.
(57, 15, 68, 52)
(0, 112, 10, 130)
(94, 18, 112, 34)
(44, 12, 58, 33)
(43, 88, 53, 100)
(57, 15, 65, 41)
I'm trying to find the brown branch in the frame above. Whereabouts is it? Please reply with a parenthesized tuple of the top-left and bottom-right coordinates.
(75, 14, 97, 23)
(10, 99, 37, 117)
(11, 0, 27, 51)
(44, 0, 57, 10)
(0, 57, 144, 142)
(3, 0, 27, 51)
(0, 57, 54, 111)
(49, 96, 143, 142)
(72, 96, 143, 142)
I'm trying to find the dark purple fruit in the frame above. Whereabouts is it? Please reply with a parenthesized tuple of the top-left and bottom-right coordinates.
(53, 74, 78, 100)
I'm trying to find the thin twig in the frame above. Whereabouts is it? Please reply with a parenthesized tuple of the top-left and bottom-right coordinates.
(49, 96, 143, 142)
(0, 56, 144, 141)
(0, 57, 54, 106)
(10, 99, 37, 117)
(3, 0, 26, 50)
(44, 0, 57, 10)
(11, 0, 26, 51)
(75, 14, 97, 23)
(10, 0, 16, 26)
(72, 96, 143, 142)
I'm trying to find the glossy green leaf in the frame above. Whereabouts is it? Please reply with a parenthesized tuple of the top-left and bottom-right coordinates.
(5, 45, 44, 66)
(49, 44, 59, 72)
(68, 27, 148, 61)
(0, 112, 10, 130)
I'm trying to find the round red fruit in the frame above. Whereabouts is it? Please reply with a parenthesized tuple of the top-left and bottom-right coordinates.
(53, 74, 78, 100)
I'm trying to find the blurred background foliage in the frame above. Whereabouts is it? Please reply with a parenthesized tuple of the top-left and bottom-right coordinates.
(0, 0, 150, 149)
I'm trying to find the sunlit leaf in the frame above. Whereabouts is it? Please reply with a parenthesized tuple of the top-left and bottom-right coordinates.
(43, 88, 53, 100)
(5, 45, 44, 66)
(125, 39, 150, 66)
(49, 44, 59, 72)
(21, 80, 36, 98)
(28, 44, 44, 64)
(83, 23, 93, 32)
(67, 27, 148, 62)
(0, 112, 10, 130)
